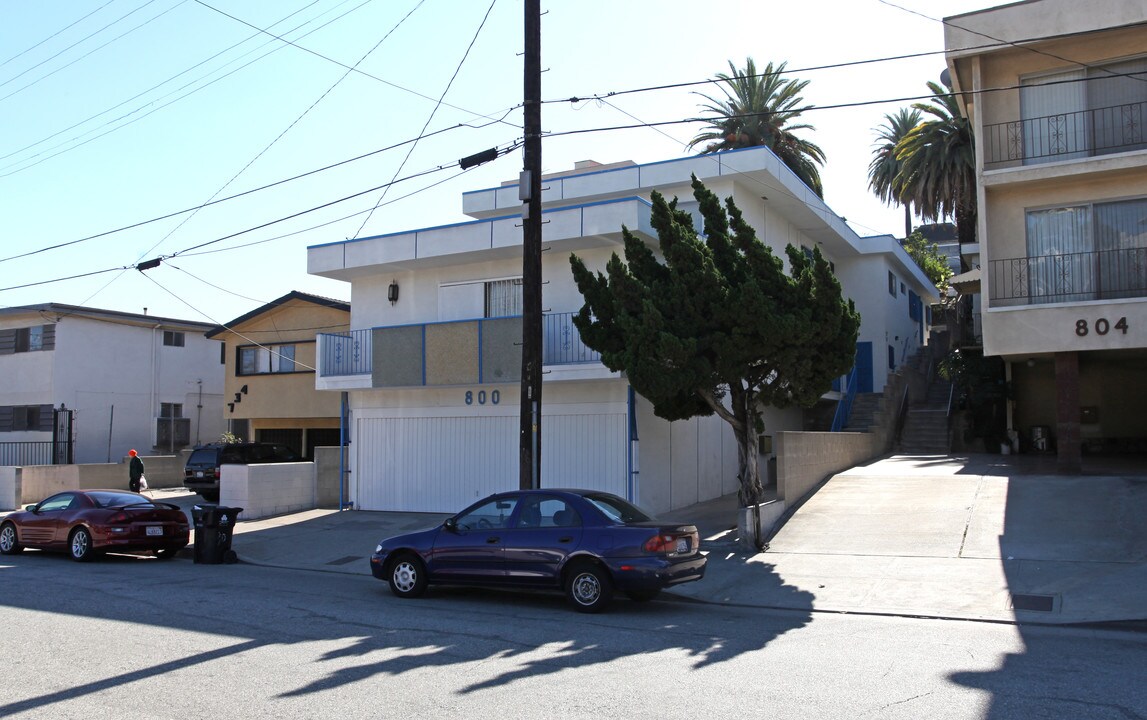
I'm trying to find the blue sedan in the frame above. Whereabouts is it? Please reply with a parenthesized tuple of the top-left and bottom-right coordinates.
(370, 489, 707, 613)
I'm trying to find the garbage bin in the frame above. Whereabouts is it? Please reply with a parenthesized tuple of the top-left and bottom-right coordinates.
(192, 504, 244, 564)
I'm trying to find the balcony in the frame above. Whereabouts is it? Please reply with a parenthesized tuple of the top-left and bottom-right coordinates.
(317, 311, 602, 384)
(983, 100, 1147, 168)
(988, 247, 1147, 306)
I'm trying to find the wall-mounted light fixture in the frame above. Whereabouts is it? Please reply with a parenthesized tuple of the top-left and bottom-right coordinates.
(1027, 358, 1036, 367)
(388, 280, 399, 304)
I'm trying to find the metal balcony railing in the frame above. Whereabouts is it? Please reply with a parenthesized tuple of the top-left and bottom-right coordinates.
(988, 247, 1147, 306)
(318, 312, 600, 378)
(983, 100, 1147, 167)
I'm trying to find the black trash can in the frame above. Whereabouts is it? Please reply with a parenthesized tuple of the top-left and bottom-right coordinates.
(192, 504, 244, 564)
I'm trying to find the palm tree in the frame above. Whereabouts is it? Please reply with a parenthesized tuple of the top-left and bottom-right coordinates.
(868, 108, 922, 238)
(894, 81, 976, 245)
(688, 58, 826, 198)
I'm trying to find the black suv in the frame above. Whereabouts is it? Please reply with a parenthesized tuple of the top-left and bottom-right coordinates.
(183, 442, 301, 501)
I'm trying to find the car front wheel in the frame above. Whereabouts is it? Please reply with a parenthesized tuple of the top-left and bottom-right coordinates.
(70, 527, 96, 562)
(0, 523, 22, 555)
(387, 553, 428, 598)
(566, 562, 612, 613)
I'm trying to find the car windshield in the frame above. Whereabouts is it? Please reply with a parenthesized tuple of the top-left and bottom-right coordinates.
(89, 491, 155, 508)
(583, 494, 653, 524)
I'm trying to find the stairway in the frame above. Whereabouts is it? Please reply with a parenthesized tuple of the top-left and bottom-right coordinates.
(898, 375, 953, 454)
(843, 392, 884, 432)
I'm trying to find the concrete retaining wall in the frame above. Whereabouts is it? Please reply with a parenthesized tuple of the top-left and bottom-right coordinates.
(0, 454, 187, 508)
(220, 462, 316, 520)
(775, 431, 884, 505)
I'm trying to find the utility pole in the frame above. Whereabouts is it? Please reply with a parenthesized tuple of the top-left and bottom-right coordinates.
(519, 0, 542, 490)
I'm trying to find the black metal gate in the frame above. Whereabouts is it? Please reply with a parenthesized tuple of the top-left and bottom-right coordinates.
(53, 405, 74, 465)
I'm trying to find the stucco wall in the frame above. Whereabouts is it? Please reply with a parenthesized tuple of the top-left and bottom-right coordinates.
(1, 454, 188, 506)
(219, 462, 315, 520)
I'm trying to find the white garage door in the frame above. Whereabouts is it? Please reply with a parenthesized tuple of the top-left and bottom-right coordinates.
(354, 412, 628, 512)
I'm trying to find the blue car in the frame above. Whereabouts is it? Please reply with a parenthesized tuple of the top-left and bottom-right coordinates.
(370, 489, 707, 613)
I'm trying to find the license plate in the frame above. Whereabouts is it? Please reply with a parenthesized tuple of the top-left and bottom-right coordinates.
(146, 526, 163, 536)
(676, 538, 689, 553)
(195, 471, 204, 478)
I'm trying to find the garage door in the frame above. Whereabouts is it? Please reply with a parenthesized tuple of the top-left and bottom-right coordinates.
(354, 412, 627, 512)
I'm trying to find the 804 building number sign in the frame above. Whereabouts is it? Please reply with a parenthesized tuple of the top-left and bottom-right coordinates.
(1074, 316, 1129, 336)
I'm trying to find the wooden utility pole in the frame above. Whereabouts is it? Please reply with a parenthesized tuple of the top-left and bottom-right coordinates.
(519, 0, 542, 489)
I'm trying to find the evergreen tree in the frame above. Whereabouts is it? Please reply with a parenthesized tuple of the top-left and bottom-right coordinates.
(569, 177, 860, 516)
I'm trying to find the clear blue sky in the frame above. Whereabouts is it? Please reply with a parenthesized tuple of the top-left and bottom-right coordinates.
(1, 0, 990, 324)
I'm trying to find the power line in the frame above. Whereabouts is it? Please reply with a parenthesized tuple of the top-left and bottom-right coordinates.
(0, 122, 511, 265)
(134, 0, 431, 269)
(0, 0, 117, 69)
(351, 0, 500, 239)
(1, 0, 184, 103)
(0, 0, 329, 166)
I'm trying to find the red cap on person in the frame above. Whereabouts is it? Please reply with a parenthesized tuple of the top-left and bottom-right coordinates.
(129, 449, 137, 457)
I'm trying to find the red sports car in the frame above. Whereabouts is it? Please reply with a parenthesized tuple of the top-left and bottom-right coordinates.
(0, 490, 189, 562)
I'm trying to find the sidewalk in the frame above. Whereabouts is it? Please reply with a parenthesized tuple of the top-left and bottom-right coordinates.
(178, 454, 1147, 624)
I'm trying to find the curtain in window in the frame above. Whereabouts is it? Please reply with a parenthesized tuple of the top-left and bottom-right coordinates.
(486, 279, 523, 318)
(1025, 205, 1092, 302)
(1087, 57, 1147, 155)
(1093, 197, 1147, 298)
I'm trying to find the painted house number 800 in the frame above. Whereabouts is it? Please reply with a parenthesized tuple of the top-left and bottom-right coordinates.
(465, 390, 500, 405)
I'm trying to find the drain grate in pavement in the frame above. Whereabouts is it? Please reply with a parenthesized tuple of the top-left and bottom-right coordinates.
(1010, 593, 1055, 612)
(326, 555, 363, 566)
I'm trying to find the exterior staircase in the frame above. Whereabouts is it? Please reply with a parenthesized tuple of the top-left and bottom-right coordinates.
(897, 371, 953, 454)
(843, 392, 885, 433)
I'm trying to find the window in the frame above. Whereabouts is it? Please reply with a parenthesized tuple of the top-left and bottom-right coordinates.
(485, 278, 523, 317)
(455, 497, 519, 530)
(1020, 57, 1147, 164)
(163, 331, 185, 347)
(0, 405, 51, 432)
(1, 325, 53, 354)
(439, 277, 523, 321)
(888, 272, 897, 297)
(900, 282, 906, 295)
(1025, 197, 1147, 302)
(238, 344, 297, 375)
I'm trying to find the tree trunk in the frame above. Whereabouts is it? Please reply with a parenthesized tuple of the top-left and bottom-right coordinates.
(729, 384, 763, 508)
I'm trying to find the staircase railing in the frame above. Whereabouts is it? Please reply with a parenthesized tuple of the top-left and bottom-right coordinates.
(830, 366, 859, 432)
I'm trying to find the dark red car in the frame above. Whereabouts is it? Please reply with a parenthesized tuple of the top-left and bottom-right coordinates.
(0, 490, 189, 562)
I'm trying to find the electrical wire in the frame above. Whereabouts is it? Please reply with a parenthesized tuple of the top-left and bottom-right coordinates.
(0, 120, 513, 265)
(131, 0, 430, 273)
(1, 1, 185, 103)
(0, 0, 117, 70)
(351, 0, 499, 239)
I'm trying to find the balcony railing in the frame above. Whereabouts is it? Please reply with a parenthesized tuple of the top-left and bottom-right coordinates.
(988, 247, 1147, 306)
(983, 100, 1147, 167)
(319, 311, 600, 378)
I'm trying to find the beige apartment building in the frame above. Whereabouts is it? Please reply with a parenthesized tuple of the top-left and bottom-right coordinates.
(207, 291, 350, 459)
(945, 0, 1147, 471)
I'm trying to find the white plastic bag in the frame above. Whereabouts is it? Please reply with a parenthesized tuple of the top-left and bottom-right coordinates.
(139, 475, 149, 491)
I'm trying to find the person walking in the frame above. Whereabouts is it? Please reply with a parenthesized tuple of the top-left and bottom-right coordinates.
(128, 449, 145, 493)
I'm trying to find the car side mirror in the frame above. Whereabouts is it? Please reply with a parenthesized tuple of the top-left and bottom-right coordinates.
(25, 504, 38, 513)
(444, 518, 458, 533)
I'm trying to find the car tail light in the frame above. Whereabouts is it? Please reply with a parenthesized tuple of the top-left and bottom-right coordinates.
(643, 532, 695, 555)
(107, 512, 129, 524)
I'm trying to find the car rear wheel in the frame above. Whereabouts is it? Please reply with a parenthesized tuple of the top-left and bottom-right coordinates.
(566, 562, 612, 613)
(387, 553, 428, 598)
(70, 527, 96, 562)
(0, 522, 22, 555)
